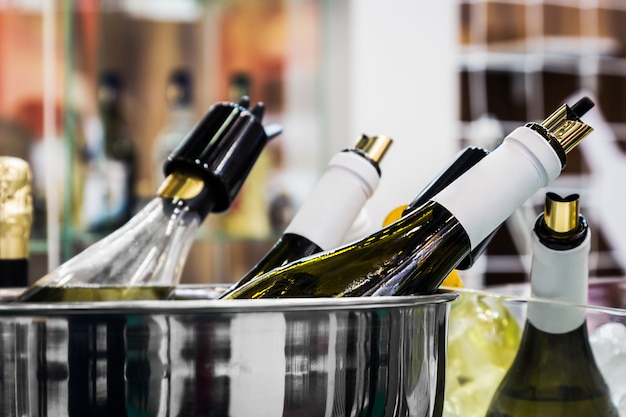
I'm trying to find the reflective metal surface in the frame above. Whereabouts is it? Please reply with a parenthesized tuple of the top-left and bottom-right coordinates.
(0, 287, 456, 417)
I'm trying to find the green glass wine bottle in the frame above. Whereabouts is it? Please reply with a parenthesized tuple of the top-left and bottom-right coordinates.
(485, 192, 619, 417)
(215, 134, 392, 298)
(18, 98, 281, 302)
(222, 97, 596, 299)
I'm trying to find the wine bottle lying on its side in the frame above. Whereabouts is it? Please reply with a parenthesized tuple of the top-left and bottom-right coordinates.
(18, 98, 282, 302)
(222, 97, 596, 299)
(213, 134, 392, 299)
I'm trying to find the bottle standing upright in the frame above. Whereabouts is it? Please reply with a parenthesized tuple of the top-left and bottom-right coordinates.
(485, 192, 619, 416)
(222, 97, 596, 299)
(81, 70, 137, 234)
(152, 68, 196, 187)
(217, 134, 392, 298)
(18, 99, 281, 302)
(0, 156, 33, 287)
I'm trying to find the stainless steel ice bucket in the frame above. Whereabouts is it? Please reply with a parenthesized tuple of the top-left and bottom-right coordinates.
(0, 287, 457, 417)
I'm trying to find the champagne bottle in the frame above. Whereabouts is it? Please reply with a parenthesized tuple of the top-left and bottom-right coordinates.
(215, 134, 392, 298)
(485, 192, 619, 417)
(0, 156, 33, 287)
(222, 97, 595, 299)
(81, 70, 137, 234)
(17, 99, 282, 302)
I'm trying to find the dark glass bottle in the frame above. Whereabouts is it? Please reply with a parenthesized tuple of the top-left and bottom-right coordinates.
(152, 68, 196, 186)
(485, 192, 619, 417)
(398, 145, 491, 269)
(216, 134, 392, 298)
(81, 71, 137, 234)
(222, 98, 596, 299)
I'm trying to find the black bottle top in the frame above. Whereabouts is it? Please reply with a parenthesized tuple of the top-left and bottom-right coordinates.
(163, 98, 281, 214)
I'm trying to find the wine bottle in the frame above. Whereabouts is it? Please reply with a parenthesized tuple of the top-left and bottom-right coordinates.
(380, 146, 491, 289)
(0, 156, 33, 287)
(388, 146, 492, 270)
(485, 192, 619, 417)
(222, 97, 596, 299)
(152, 68, 196, 187)
(17, 99, 282, 302)
(215, 134, 392, 298)
(81, 70, 137, 234)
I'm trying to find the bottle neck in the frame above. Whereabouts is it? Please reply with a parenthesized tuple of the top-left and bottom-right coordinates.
(431, 126, 563, 250)
(0, 236, 29, 260)
(527, 222, 591, 334)
(0, 259, 28, 287)
(284, 150, 381, 250)
(535, 213, 588, 250)
(156, 170, 217, 221)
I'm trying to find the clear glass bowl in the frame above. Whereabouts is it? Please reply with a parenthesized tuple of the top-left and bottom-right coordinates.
(443, 278, 626, 417)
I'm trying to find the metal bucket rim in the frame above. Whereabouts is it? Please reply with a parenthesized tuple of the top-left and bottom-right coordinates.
(0, 288, 458, 316)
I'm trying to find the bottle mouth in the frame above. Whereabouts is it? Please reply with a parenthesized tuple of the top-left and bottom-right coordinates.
(157, 171, 205, 201)
(162, 100, 281, 213)
(539, 102, 594, 155)
(544, 192, 580, 234)
(535, 191, 588, 250)
(352, 134, 393, 165)
(526, 96, 595, 169)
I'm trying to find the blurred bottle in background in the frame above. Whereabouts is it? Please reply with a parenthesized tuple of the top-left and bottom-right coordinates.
(80, 70, 137, 235)
(152, 68, 196, 188)
(18, 98, 278, 302)
(10, 100, 65, 241)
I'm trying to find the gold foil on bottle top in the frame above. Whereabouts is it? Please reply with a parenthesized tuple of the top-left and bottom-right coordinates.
(540, 104, 594, 154)
(354, 134, 393, 165)
(0, 157, 33, 259)
(157, 171, 204, 200)
(544, 192, 579, 234)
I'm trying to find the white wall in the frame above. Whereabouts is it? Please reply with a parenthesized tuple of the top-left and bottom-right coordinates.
(346, 0, 460, 230)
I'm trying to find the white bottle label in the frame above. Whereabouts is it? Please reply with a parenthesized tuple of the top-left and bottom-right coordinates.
(527, 231, 590, 334)
(285, 151, 380, 250)
(432, 127, 562, 249)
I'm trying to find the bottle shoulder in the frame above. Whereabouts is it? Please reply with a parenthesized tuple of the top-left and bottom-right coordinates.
(499, 321, 612, 391)
(487, 322, 619, 417)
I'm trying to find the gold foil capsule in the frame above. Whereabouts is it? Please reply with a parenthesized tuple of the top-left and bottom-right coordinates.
(0, 157, 33, 259)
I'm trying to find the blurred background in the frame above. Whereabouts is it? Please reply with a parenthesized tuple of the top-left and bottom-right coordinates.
(1, 0, 625, 288)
